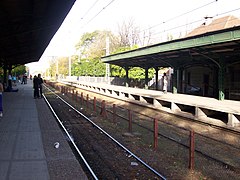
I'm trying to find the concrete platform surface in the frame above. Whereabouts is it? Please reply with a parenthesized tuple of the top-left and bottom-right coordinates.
(0, 81, 87, 180)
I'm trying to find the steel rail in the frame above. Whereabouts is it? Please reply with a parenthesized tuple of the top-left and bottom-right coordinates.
(43, 93, 98, 180)
(44, 85, 167, 180)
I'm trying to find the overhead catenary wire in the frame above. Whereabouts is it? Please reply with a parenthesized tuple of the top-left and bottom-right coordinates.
(80, 0, 100, 21)
(143, 0, 219, 32)
(83, 0, 116, 27)
(64, 0, 239, 51)
(143, 7, 240, 40)
(79, 0, 217, 33)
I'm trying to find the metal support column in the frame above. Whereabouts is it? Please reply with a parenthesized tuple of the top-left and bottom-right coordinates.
(145, 67, 149, 89)
(3, 64, 7, 90)
(172, 68, 178, 94)
(218, 66, 225, 100)
(125, 66, 129, 87)
(155, 67, 159, 90)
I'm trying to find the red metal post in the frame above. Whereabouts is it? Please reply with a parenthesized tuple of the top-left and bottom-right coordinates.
(154, 118, 158, 150)
(93, 97, 96, 112)
(189, 130, 195, 170)
(72, 90, 74, 101)
(128, 109, 132, 133)
(81, 92, 84, 105)
(86, 94, 89, 109)
(100, 100, 107, 117)
(113, 104, 116, 123)
(76, 91, 78, 102)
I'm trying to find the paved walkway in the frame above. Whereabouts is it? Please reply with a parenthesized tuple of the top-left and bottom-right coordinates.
(0, 81, 87, 180)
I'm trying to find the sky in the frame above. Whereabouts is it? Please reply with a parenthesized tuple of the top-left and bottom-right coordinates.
(27, 0, 240, 73)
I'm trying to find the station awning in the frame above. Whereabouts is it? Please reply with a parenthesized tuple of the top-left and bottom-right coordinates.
(102, 26, 240, 69)
(0, 0, 76, 67)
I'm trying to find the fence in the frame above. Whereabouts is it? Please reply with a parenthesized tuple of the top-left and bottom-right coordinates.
(46, 81, 239, 178)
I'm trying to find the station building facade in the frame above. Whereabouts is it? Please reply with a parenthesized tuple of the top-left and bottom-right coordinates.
(102, 16, 240, 101)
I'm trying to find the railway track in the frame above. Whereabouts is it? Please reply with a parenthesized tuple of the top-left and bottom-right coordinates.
(58, 80, 240, 135)
(44, 82, 240, 179)
(43, 85, 166, 180)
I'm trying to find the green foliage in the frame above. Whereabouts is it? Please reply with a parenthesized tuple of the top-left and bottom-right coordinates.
(12, 65, 26, 76)
(48, 57, 68, 78)
(111, 44, 138, 54)
(110, 65, 155, 80)
(49, 27, 155, 80)
(58, 57, 69, 76)
(73, 30, 121, 77)
(76, 31, 99, 48)
(129, 67, 155, 80)
(72, 58, 105, 77)
(110, 65, 125, 77)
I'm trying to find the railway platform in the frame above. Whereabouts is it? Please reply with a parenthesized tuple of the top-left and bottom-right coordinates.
(0, 80, 87, 179)
(61, 79, 240, 131)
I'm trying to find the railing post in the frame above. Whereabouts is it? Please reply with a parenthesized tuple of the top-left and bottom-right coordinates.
(154, 118, 158, 150)
(128, 109, 132, 133)
(113, 104, 116, 123)
(76, 91, 78, 102)
(86, 94, 89, 109)
(93, 97, 96, 113)
(100, 100, 107, 117)
(81, 92, 84, 105)
(72, 89, 74, 101)
(189, 130, 195, 170)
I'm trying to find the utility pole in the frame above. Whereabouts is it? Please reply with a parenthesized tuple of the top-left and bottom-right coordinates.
(105, 36, 110, 84)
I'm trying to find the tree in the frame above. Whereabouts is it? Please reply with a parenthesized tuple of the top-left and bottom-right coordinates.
(58, 57, 69, 76)
(71, 21, 155, 80)
(74, 30, 120, 77)
(129, 67, 155, 80)
(109, 19, 155, 79)
(117, 18, 140, 48)
(110, 65, 126, 78)
(12, 65, 26, 76)
(117, 18, 154, 48)
(48, 57, 68, 78)
(72, 58, 105, 77)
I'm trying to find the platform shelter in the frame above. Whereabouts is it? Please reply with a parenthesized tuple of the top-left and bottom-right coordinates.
(102, 19, 240, 101)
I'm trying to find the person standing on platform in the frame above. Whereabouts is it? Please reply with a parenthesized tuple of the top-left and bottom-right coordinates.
(0, 81, 3, 117)
(8, 73, 12, 91)
(33, 75, 39, 99)
(162, 72, 168, 94)
(38, 74, 43, 98)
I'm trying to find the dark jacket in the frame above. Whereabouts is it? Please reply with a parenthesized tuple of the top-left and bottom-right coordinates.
(33, 76, 39, 89)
